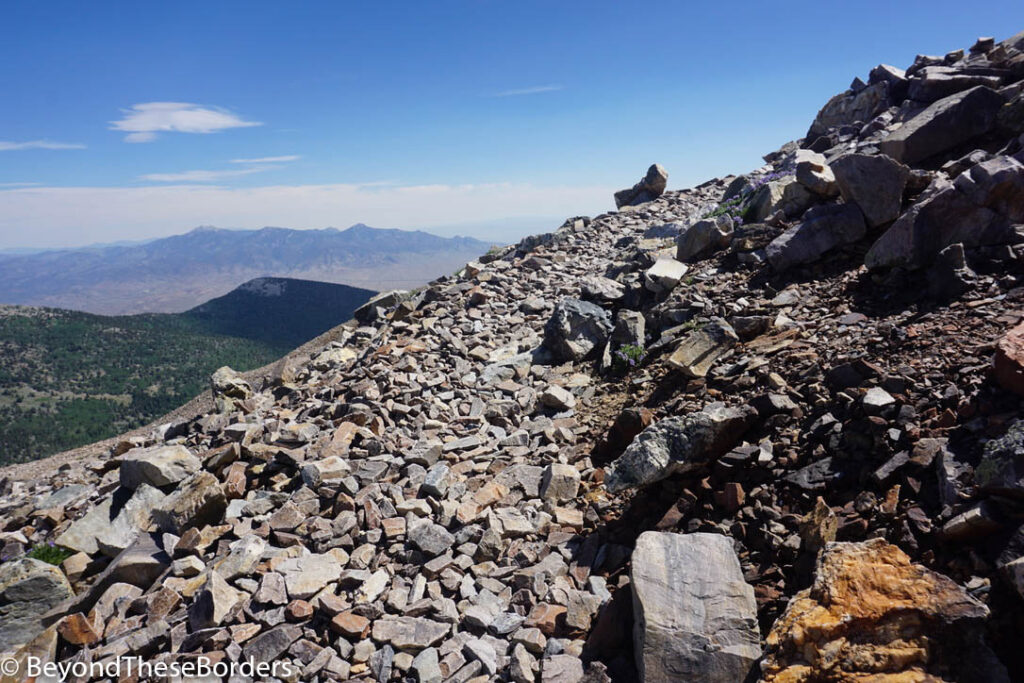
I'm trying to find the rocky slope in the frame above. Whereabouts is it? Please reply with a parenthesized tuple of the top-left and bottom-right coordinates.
(3, 30, 1024, 683)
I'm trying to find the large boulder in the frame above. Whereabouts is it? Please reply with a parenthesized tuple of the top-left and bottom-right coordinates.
(630, 532, 759, 682)
(766, 203, 867, 271)
(675, 216, 734, 262)
(994, 321, 1024, 396)
(543, 299, 613, 362)
(761, 539, 1007, 682)
(865, 156, 1024, 270)
(831, 153, 910, 227)
(0, 558, 74, 655)
(614, 164, 668, 208)
(603, 403, 757, 492)
(877, 86, 1005, 164)
(119, 445, 201, 490)
(55, 483, 167, 557)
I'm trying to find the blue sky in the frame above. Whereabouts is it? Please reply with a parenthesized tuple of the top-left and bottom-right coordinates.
(1, 1, 1022, 248)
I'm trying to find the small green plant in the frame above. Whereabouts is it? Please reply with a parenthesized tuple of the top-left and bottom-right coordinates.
(26, 542, 74, 566)
(612, 344, 645, 373)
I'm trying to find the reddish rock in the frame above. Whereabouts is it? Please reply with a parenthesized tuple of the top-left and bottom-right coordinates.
(994, 321, 1024, 396)
(285, 599, 314, 621)
(525, 603, 567, 637)
(330, 611, 370, 638)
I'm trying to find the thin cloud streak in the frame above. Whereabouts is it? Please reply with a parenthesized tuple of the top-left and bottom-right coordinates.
(492, 85, 563, 97)
(229, 155, 301, 164)
(140, 166, 273, 182)
(0, 140, 86, 151)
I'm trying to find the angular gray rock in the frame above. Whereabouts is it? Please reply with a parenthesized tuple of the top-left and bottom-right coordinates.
(667, 318, 738, 378)
(604, 403, 757, 492)
(120, 445, 201, 489)
(0, 558, 74, 655)
(644, 258, 688, 293)
(794, 149, 837, 196)
(56, 483, 167, 557)
(877, 86, 1005, 164)
(831, 153, 910, 227)
(543, 299, 613, 362)
(630, 532, 760, 683)
(766, 203, 867, 272)
(676, 217, 734, 262)
(408, 520, 456, 557)
(579, 276, 625, 304)
(151, 471, 227, 534)
(614, 164, 668, 208)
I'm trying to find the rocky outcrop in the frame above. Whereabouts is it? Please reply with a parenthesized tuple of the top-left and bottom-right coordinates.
(614, 164, 668, 208)
(865, 156, 1024, 270)
(761, 539, 1007, 682)
(630, 532, 759, 682)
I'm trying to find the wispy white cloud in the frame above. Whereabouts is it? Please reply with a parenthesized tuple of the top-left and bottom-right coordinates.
(140, 166, 272, 182)
(492, 85, 563, 97)
(230, 155, 300, 164)
(0, 140, 86, 151)
(0, 182, 40, 188)
(110, 102, 261, 143)
(143, 154, 299, 183)
(0, 181, 613, 248)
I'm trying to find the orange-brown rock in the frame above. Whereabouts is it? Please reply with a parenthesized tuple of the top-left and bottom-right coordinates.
(330, 611, 370, 638)
(994, 321, 1024, 396)
(760, 538, 1005, 682)
(57, 613, 102, 646)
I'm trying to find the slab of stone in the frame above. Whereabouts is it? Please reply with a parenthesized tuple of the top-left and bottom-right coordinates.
(630, 532, 760, 682)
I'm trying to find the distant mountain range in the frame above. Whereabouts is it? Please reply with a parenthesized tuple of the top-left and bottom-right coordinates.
(0, 276, 374, 464)
(0, 224, 492, 314)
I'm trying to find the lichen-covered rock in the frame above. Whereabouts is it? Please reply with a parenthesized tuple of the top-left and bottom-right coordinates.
(0, 558, 74, 655)
(543, 299, 613, 362)
(760, 539, 1007, 682)
(604, 403, 756, 492)
(975, 419, 1024, 497)
(631, 532, 759, 683)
